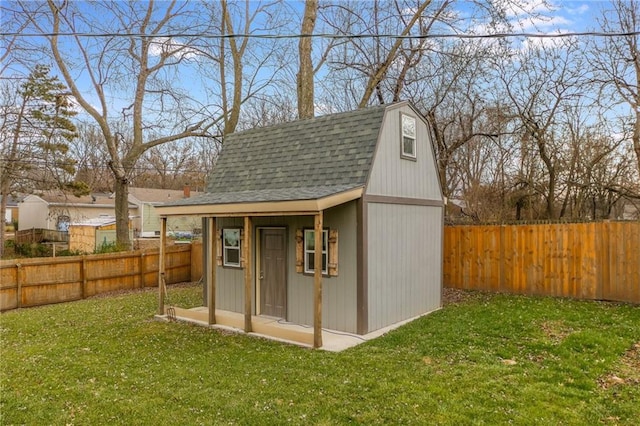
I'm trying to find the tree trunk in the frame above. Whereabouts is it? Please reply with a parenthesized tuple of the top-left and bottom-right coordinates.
(533, 130, 557, 219)
(546, 172, 556, 219)
(0, 183, 8, 258)
(634, 114, 640, 177)
(297, 0, 317, 119)
(114, 178, 131, 249)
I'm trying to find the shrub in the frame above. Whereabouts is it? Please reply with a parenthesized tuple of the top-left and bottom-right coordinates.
(14, 243, 51, 257)
(57, 249, 84, 257)
(94, 241, 127, 254)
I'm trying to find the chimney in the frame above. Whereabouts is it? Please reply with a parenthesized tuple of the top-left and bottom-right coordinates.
(183, 184, 191, 198)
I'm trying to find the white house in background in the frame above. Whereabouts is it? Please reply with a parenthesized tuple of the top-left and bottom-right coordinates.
(18, 191, 135, 231)
(18, 187, 201, 237)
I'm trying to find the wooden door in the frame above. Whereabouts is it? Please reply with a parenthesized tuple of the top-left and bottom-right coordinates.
(260, 228, 287, 318)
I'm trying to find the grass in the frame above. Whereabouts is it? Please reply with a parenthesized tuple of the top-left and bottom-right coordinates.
(1, 285, 639, 425)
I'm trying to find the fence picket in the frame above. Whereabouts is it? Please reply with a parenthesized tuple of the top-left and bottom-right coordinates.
(444, 222, 639, 304)
(0, 243, 200, 311)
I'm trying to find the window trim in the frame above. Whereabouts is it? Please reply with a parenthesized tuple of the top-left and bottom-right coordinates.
(303, 228, 328, 275)
(400, 112, 417, 160)
(222, 228, 242, 268)
(56, 215, 70, 232)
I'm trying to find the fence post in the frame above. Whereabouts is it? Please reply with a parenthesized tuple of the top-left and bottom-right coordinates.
(139, 252, 145, 289)
(81, 257, 88, 299)
(499, 225, 505, 291)
(16, 263, 22, 308)
(597, 221, 609, 300)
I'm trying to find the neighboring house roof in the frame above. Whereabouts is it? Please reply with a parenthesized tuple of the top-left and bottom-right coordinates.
(0, 195, 22, 207)
(28, 187, 201, 210)
(71, 216, 117, 227)
(168, 103, 389, 208)
(128, 187, 200, 205)
(31, 190, 137, 209)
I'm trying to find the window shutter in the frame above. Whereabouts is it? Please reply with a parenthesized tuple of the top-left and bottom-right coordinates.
(295, 229, 303, 273)
(328, 229, 338, 276)
(239, 229, 245, 268)
(216, 229, 222, 266)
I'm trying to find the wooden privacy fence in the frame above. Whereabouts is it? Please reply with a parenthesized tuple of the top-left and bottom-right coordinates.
(15, 228, 69, 244)
(444, 221, 640, 303)
(0, 242, 203, 311)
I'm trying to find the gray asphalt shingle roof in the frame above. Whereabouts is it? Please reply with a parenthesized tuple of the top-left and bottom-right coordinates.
(168, 104, 388, 206)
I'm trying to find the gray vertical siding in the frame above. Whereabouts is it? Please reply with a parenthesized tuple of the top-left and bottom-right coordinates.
(366, 203, 442, 332)
(367, 104, 442, 200)
(207, 201, 359, 334)
(215, 217, 246, 313)
(322, 201, 358, 333)
(363, 103, 443, 333)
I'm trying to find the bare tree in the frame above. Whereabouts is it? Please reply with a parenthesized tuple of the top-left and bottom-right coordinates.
(134, 140, 209, 191)
(240, 95, 298, 128)
(566, 123, 638, 220)
(593, 0, 640, 177)
(71, 123, 114, 193)
(12, 1, 220, 247)
(319, 0, 523, 204)
(317, 0, 446, 109)
(196, 0, 291, 135)
(398, 38, 499, 200)
(355, 0, 447, 108)
(495, 38, 589, 219)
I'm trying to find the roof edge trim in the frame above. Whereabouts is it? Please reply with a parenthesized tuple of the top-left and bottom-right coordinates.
(156, 187, 364, 217)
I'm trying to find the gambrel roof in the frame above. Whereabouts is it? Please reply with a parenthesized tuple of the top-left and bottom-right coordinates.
(168, 104, 387, 209)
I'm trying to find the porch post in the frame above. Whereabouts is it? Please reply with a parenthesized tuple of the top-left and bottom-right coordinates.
(157, 217, 167, 315)
(313, 211, 323, 348)
(243, 216, 253, 332)
(207, 217, 216, 324)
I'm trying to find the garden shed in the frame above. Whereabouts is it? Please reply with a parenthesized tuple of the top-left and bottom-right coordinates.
(156, 101, 444, 348)
(68, 216, 131, 253)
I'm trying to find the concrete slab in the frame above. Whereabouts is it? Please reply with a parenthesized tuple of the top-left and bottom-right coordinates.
(156, 306, 441, 352)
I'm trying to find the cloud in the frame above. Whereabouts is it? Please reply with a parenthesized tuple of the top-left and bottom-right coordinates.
(520, 29, 576, 51)
(515, 14, 572, 32)
(502, 0, 551, 19)
(149, 37, 200, 60)
(566, 4, 589, 15)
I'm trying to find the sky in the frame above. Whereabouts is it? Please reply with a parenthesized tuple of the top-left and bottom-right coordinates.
(1, 0, 627, 125)
(505, 0, 606, 34)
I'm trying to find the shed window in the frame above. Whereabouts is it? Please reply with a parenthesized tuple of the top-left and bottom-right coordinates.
(401, 114, 417, 159)
(222, 228, 241, 267)
(304, 229, 328, 274)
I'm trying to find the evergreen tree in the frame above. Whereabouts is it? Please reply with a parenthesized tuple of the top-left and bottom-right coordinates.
(0, 64, 86, 257)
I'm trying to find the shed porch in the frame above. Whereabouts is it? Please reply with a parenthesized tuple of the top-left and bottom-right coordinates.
(157, 188, 365, 349)
(155, 305, 433, 352)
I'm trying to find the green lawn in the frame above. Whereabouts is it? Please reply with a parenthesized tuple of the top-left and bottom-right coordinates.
(1, 284, 638, 425)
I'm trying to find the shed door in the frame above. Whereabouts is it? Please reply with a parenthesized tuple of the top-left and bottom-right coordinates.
(260, 228, 287, 318)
